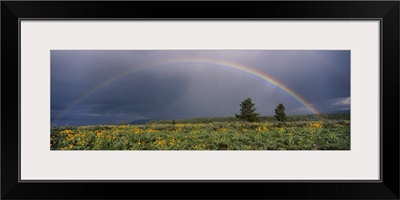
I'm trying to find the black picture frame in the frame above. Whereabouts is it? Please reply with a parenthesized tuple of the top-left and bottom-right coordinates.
(2, 1, 399, 199)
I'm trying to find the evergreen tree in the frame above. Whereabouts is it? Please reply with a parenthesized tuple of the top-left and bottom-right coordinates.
(274, 103, 287, 122)
(235, 98, 260, 122)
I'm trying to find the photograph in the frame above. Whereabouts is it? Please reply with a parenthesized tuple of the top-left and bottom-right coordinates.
(51, 50, 351, 150)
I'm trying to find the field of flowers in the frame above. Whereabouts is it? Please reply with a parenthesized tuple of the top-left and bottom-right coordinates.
(51, 120, 350, 150)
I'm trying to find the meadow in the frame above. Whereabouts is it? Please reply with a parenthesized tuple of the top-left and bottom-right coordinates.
(51, 114, 350, 150)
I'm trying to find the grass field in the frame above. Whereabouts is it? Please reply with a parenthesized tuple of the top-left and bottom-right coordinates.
(51, 116, 350, 150)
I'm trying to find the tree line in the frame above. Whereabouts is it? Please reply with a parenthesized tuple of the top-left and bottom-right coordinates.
(151, 113, 349, 124)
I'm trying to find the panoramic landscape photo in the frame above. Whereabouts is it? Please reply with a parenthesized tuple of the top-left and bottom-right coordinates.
(51, 50, 350, 150)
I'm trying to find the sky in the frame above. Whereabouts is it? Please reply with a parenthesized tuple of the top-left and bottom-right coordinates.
(51, 50, 350, 126)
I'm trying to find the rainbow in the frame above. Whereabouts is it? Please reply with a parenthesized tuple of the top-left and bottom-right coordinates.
(53, 58, 319, 120)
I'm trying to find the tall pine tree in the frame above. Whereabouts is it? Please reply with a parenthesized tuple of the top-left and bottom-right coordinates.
(274, 103, 287, 122)
(235, 98, 260, 122)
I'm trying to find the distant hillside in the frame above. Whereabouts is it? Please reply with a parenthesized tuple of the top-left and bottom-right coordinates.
(127, 119, 154, 125)
(321, 109, 350, 114)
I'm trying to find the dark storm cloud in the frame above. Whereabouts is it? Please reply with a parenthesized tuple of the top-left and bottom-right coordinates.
(51, 50, 350, 126)
(245, 50, 351, 103)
